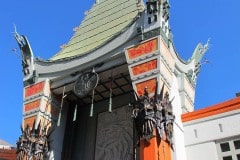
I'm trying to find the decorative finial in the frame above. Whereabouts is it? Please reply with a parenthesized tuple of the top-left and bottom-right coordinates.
(13, 23, 17, 34)
(203, 38, 211, 52)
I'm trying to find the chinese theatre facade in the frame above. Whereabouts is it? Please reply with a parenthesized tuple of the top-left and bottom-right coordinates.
(15, 0, 209, 160)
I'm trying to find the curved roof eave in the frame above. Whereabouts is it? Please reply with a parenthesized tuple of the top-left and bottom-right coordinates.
(34, 18, 142, 79)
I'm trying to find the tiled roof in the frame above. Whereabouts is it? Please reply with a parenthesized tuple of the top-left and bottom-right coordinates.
(51, 0, 144, 60)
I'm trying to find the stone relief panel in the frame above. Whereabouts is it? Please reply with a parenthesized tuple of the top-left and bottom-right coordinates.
(95, 106, 133, 160)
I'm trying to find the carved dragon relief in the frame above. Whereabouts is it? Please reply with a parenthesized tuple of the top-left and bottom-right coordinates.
(130, 82, 175, 148)
(95, 106, 133, 160)
(16, 121, 53, 160)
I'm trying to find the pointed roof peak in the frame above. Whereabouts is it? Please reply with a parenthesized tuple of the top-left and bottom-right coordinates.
(51, 0, 144, 61)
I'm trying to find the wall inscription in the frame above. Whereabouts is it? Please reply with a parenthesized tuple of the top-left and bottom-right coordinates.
(95, 106, 133, 160)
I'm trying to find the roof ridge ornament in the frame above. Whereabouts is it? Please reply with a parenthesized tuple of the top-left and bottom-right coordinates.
(187, 38, 211, 85)
(203, 38, 211, 54)
(13, 24, 37, 86)
(190, 38, 210, 61)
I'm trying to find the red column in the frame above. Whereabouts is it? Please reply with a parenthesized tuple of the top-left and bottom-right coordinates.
(140, 130, 172, 160)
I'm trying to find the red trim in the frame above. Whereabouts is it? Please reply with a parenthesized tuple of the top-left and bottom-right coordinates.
(25, 81, 45, 98)
(136, 78, 157, 96)
(127, 39, 158, 60)
(132, 59, 157, 76)
(24, 116, 37, 129)
(182, 97, 240, 122)
(24, 100, 40, 112)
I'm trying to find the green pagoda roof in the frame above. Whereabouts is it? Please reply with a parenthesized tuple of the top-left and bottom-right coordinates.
(51, 0, 144, 60)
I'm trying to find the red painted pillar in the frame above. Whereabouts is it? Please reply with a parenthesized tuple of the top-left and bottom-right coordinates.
(140, 130, 172, 160)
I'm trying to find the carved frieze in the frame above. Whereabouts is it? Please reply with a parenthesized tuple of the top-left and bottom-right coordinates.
(95, 106, 133, 160)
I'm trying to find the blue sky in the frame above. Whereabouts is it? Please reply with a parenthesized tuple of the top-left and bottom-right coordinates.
(0, 0, 240, 145)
